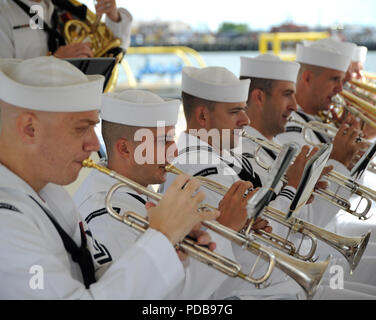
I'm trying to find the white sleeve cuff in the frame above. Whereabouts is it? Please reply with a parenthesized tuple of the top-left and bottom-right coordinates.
(105, 8, 133, 49)
(278, 186, 296, 201)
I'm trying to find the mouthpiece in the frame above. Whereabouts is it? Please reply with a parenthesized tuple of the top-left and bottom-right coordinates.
(82, 159, 95, 168)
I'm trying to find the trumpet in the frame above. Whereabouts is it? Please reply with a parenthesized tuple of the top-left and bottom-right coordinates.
(165, 164, 318, 262)
(288, 116, 372, 148)
(83, 159, 330, 298)
(332, 93, 376, 129)
(165, 161, 369, 272)
(363, 72, 376, 84)
(342, 84, 376, 117)
(319, 82, 376, 129)
(288, 114, 376, 181)
(350, 79, 376, 96)
(245, 130, 375, 220)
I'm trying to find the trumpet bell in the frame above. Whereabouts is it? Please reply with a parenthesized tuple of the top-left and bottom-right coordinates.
(272, 250, 331, 299)
(345, 231, 371, 272)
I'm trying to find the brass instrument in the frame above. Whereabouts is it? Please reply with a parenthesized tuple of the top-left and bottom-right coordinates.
(288, 114, 376, 179)
(363, 72, 376, 85)
(333, 94, 376, 129)
(83, 159, 330, 298)
(165, 160, 369, 272)
(288, 110, 376, 173)
(350, 79, 376, 95)
(343, 84, 376, 116)
(290, 117, 372, 148)
(319, 80, 376, 130)
(63, 0, 123, 92)
(165, 164, 317, 261)
(246, 130, 374, 221)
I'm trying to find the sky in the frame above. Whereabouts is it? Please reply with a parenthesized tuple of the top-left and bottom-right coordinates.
(84, 0, 376, 31)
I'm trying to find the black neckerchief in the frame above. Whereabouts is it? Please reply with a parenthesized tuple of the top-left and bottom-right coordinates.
(126, 192, 147, 205)
(179, 145, 262, 189)
(13, 0, 66, 53)
(29, 195, 96, 289)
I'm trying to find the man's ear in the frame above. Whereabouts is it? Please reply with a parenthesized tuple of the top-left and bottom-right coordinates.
(15, 112, 37, 144)
(115, 137, 132, 159)
(251, 88, 266, 108)
(301, 70, 312, 86)
(194, 105, 210, 127)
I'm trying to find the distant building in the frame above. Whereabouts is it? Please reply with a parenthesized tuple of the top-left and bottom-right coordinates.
(128, 19, 376, 51)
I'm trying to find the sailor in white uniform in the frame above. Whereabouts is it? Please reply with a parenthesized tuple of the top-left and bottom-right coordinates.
(0, 56, 217, 299)
(159, 65, 376, 300)
(0, 0, 132, 59)
(73, 89, 233, 300)
(239, 54, 339, 227)
(345, 45, 368, 82)
(276, 38, 376, 241)
(157, 66, 302, 299)
(344, 45, 376, 142)
(239, 53, 376, 263)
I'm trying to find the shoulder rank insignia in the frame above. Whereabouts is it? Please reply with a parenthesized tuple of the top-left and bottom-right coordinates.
(285, 126, 303, 133)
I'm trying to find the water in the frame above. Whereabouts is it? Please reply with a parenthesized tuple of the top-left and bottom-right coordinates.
(118, 50, 376, 86)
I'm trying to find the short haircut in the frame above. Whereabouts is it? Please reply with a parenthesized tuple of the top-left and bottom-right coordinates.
(239, 76, 277, 100)
(181, 91, 217, 121)
(297, 63, 324, 79)
(101, 120, 141, 158)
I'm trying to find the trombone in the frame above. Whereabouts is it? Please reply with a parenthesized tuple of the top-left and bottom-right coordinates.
(245, 130, 375, 220)
(165, 161, 369, 272)
(82, 159, 330, 299)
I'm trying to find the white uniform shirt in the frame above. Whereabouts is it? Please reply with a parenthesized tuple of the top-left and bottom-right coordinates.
(242, 125, 339, 228)
(241, 125, 376, 260)
(73, 164, 230, 300)
(276, 109, 376, 243)
(0, 163, 184, 299)
(159, 132, 312, 300)
(0, 0, 133, 59)
(159, 132, 376, 300)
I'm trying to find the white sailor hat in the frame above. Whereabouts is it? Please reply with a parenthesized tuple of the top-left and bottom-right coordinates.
(352, 46, 368, 63)
(181, 66, 250, 103)
(101, 89, 181, 127)
(296, 38, 356, 72)
(0, 56, 104, 112)
(240, 53, 300, 83)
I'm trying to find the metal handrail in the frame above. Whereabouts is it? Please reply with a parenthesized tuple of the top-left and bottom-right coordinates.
(119, 46, 207, 88)
(258, 32, 330, 61)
